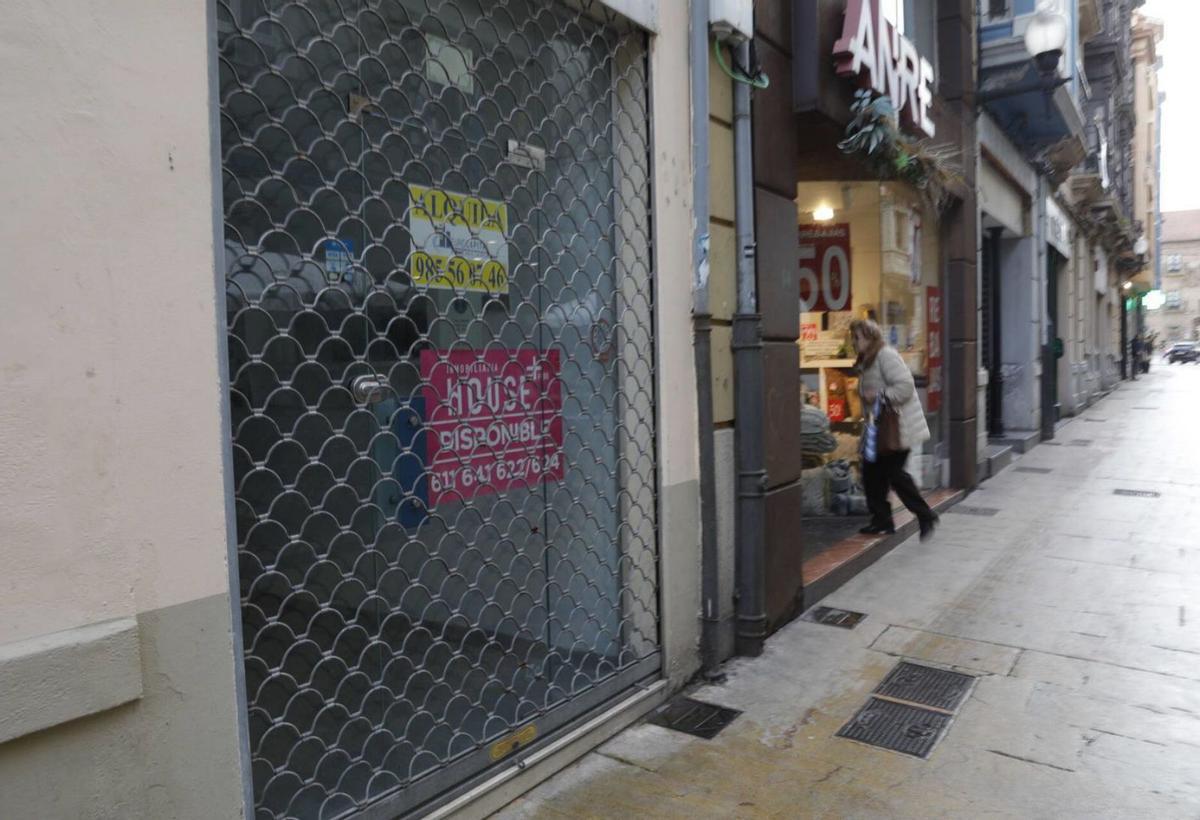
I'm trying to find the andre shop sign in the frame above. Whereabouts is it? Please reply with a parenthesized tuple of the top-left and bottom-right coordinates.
(833, 0, 936, 138)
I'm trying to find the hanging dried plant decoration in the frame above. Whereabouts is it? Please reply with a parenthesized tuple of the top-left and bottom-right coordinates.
(838, 90, 965, 212)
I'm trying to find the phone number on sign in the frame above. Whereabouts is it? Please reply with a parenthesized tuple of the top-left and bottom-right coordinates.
(430, 452, 563, 494)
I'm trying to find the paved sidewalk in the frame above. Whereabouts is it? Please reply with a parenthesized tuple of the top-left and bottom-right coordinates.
(495, 365, 1200, 819)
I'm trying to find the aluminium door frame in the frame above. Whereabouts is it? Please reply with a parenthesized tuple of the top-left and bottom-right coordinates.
(206, 0, 258, 813)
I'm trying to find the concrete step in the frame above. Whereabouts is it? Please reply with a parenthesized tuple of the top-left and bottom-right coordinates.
(983, 442, 1015, 478)
(989, 429, 1040, 454)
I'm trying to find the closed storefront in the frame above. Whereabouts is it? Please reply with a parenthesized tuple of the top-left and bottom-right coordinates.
(218, 2, 659, 815)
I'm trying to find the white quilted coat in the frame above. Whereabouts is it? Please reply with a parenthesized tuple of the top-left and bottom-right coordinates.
(858, 346, 930, 452)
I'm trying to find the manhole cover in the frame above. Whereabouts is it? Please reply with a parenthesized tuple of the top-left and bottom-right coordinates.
(873, 662, 975, 712)
(1067, 440, 1093, 447)
(1015, 466, 1053, 474)
(1113, 489, 1160, 498)
(836, 697, 951, 759)
(647, 696, 741, 740)
(948, 506, 1000, 517)
(802, 606, 867, 629)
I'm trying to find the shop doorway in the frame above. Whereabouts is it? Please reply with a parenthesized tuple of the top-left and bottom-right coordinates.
(1043, 249, 1065, 439)
(794, 182, 944, 587)
(217, 3, 659, 817)
(981, 228, 1004, 436)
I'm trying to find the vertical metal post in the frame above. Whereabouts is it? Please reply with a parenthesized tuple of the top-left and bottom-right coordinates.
(731, 40, 766, 657)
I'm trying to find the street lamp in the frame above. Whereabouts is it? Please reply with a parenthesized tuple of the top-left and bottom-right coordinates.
(1024, 2, 1069, 77)
(977, 2, 1071, 104)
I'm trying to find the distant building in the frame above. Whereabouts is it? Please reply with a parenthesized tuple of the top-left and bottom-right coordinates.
(1146, 211, 1200, 344)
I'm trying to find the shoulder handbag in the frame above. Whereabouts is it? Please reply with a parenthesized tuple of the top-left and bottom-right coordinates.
(877, 399, 904, 455)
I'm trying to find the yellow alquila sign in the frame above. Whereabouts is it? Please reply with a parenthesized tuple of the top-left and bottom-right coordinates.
(409, 184, 510, 295)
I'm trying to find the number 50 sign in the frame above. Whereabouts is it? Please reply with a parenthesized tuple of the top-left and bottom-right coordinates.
(798, 223, 852, 312)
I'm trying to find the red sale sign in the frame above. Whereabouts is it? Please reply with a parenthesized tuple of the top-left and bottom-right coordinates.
(420, 349, 564, 505)
(926, 287, 943, 412)
(798, 223, 852, 312)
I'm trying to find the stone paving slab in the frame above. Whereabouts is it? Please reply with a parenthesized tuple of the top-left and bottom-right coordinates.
(869, 625, 1022, 676)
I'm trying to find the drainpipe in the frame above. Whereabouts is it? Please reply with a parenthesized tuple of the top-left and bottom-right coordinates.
(731, 40, 767, 657)
(690, 0, 722, 678)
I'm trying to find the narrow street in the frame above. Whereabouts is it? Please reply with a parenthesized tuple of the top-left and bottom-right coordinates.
(497, 363, 1200, 819)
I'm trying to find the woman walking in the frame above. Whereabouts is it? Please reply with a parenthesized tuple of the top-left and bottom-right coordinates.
(851, 319, 939, 540)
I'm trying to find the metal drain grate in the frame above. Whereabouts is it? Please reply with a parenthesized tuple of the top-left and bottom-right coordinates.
(836, 697, 951, 759)
(1084, 418, 1107, 423)
(1042, 441, 1063, 446)
(802, 606, 867, 629)
(1015, 466, 1053, 474)
(647, 697, 741, 740)
(949, 506, 1000, 517)
(1067, 440, 1093, 447)
(1132, 407, 1159, 411)
(873, 662, 975, 712)
(1113, 489, 1160, 498)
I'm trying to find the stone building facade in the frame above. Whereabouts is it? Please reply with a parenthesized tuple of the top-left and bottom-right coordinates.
(1146, 211, 1200, 345)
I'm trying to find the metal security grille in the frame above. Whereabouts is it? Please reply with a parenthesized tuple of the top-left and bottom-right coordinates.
(217, 2, 657, 817)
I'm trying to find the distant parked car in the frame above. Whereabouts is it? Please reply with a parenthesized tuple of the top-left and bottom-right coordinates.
(1166, 341, 1200, 364)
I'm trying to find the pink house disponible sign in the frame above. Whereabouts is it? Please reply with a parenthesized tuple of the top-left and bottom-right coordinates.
(421, 349, 564, 504)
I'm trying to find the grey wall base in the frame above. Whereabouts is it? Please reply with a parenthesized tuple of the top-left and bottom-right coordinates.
(0, 595, 247, 820)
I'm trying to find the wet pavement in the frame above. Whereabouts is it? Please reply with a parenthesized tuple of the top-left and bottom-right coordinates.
(493, 364, 1200, 819)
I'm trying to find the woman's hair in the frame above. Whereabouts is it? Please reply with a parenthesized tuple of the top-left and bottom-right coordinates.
(849, 318, 884, 346)
(850, 318, 886, 368)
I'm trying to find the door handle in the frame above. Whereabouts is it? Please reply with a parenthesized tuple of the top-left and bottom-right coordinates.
(350, 374, 388, 404)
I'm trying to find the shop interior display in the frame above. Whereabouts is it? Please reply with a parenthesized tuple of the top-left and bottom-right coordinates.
(797, 182, 941, 517)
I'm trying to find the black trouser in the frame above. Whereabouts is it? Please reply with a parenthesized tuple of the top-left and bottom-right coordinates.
(862, 450, 934, 529)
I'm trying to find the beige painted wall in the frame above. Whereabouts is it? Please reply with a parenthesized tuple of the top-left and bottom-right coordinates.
(709, 53, 737, 423)
(0, 1, 247, 816)
(0, 0, 234, 642)
(651, 0, 702, 687)
(707, 51, 738, 661)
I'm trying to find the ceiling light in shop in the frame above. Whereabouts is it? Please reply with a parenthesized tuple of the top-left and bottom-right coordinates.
(1123, 281, 1133, 290)
(813, 205, 835, 222)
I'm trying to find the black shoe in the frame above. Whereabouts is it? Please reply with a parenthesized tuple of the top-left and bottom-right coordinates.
(919, 513, 940, 541)
(859, 524, 896, 535)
